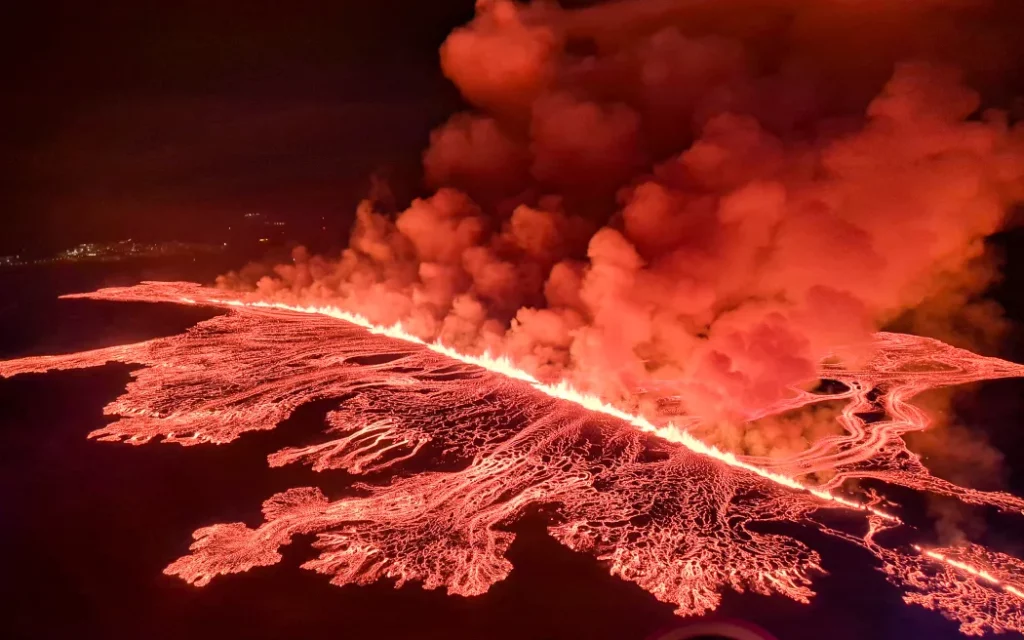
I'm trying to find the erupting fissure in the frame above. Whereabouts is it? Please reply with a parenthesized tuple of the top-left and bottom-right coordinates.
(204, 294, 901, 521)
(2, 280, 1023, 637)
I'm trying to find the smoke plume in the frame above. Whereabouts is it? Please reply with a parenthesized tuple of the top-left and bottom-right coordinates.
(220, 0, 1024, 432)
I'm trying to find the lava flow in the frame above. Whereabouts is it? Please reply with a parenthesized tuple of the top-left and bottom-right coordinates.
(3, 280, 1024, 636)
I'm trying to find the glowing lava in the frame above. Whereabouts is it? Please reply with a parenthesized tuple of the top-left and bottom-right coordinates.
(2, 280, 1024, 636)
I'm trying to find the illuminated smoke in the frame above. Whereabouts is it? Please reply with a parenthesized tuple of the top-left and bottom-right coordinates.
(219, 0, 1024, 450)
(2, 281, 1023, 635)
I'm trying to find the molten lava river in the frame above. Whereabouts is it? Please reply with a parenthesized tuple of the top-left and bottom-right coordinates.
(3, 280, 1024, 636)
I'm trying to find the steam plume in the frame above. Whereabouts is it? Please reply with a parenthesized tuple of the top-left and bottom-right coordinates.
(220, 0, 1024, 431)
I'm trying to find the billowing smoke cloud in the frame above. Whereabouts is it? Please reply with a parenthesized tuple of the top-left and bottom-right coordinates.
(220, 0, 1024, 431)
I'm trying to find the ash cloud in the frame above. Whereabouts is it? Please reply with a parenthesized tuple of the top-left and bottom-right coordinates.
(220, 0, 1024, 427)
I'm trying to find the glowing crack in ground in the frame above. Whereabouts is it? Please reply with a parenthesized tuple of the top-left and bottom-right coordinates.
(2, 281, 1024, 636)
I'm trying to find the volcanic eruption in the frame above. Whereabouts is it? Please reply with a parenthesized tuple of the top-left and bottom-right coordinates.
(4, 0, 1024, 636)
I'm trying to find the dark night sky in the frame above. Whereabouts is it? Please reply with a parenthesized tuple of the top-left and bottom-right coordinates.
(6, 1, 1024, 257)
(4, 1, 476, 254)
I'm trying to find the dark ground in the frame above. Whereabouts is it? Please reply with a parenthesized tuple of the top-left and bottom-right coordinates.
(1, 258, 1023, 640)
